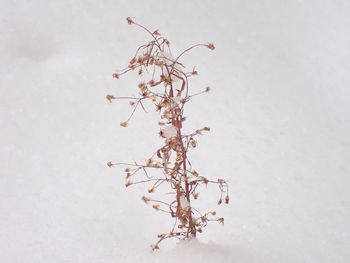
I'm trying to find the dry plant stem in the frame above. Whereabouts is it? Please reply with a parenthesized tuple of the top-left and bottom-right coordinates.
(107, 17, 229, 250)
(177, 127, 196, 237)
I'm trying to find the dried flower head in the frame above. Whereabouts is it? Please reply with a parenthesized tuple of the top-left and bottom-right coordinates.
(152, 204, 160, 210)
(120, 122, 128, 127)
(206, 43, 215, 50)
(106, 94, 116, 103)
(126, 17, 134, 25)
(153, 29, 160, 36)
(218, 217, 225, 225)
(142, 196, 151, 203)
(151, 244, 159, 250)
(225, 195, 230, 204)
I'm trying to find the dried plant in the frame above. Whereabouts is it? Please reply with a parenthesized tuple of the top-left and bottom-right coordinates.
(107, 17, 229, 250)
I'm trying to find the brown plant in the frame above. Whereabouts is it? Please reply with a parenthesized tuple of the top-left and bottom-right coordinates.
(107, 17, 229, 250)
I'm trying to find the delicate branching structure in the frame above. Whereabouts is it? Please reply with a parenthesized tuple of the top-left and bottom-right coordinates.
(107, 18, 229, 250)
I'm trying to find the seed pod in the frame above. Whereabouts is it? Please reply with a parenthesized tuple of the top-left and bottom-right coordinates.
(106, 95, 116, 102)
(152, 204, 160, 210)
(225, 195, 230, 204)
(120, 122, 128, 127)
(206, 43, 215, 50)
(218, 217, 225, 225)
(142, 196, 151, 203)
(126, 17, 134, 25)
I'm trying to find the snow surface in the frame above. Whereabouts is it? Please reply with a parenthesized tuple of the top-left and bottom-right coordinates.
(1, 0, 350, 262)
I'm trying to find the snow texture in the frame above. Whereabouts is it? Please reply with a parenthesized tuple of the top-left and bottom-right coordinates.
(161, 126, 177, 139)
(1, 0, 350, 262)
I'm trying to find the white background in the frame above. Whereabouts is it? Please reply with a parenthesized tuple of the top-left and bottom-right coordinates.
(1, 0, 349, 262)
